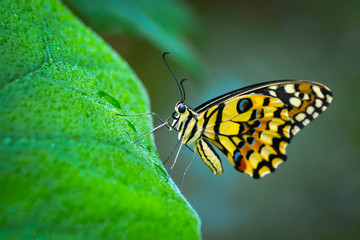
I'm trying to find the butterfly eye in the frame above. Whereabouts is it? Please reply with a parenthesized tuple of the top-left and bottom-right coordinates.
(178, 104, 186, 113)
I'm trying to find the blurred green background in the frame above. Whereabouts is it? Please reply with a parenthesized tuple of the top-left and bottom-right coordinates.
(65, 0, 360, 239)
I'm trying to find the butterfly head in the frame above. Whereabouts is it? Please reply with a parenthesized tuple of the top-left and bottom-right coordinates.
(175, 102, 186, 114)
(171, 101, 194, 131)
(172, 102, 189, 120)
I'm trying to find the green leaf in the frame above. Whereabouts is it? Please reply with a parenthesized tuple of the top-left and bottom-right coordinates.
(0, 0, 201, 239)
(63, 0, 205, 76)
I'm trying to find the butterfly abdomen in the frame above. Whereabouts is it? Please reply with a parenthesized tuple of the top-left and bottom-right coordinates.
(195, 138, 223, 174)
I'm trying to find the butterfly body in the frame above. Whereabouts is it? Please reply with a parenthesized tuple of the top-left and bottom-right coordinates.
(171, 80, 332, 178)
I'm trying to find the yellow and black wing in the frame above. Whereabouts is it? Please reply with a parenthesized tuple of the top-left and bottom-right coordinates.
(195, 80, 332, 178)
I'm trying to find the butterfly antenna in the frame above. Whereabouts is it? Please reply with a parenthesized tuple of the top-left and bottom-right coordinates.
(180, 77, 188, 102)
(162, 52, 185, 102)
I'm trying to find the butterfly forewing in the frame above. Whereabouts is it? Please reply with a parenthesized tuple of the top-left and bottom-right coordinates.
(264, 82, 333, 136)
(195, 80, 332, 178)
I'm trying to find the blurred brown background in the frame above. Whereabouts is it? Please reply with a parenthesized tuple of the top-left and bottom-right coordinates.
(65, 0, 360, 239)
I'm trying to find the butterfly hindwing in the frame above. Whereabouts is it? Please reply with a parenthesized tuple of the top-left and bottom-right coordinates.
(200, 94, 291, 178)
(196, 80, 332, 178)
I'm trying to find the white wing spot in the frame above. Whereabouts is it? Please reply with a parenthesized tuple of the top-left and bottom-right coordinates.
(312, 112, 319, 119)
(269, 90, 277, 97)
(295, 113, 306, 122)
(306, 106, 315, 115)
(269, 85, 278, 90)
(303, 118, 310, 126)
(312, 85, 324, 98)
(326, 94, 333, 104)
(284, 84, 295, 93)
(321, 106, 327, 111)
(315, 99, 322, 108)
(289, 97, 302, 108)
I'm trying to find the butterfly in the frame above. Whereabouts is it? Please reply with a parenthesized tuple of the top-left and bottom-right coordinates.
(119, 52, 333, 181)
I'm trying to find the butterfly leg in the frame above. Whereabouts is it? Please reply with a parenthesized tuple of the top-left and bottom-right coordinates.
(167, 143, 183, 182)
(180, 151, 197, 193)
(133, 121, 170, 143)
(116, 112, 171, 129)
(163, 140, 181, 165)
(184, 144, 195, 153)
(117, 112, 176, 143)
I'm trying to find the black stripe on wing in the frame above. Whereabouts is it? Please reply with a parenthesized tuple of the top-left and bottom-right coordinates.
(195, 79, 298, 113)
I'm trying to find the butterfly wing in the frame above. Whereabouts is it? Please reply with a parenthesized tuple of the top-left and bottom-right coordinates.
(196, 80, 332, 178)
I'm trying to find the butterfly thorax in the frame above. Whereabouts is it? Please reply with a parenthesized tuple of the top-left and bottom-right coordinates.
(172, 102, 202, 146)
